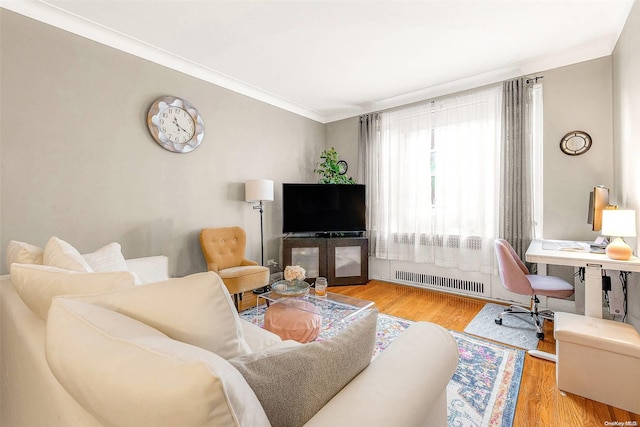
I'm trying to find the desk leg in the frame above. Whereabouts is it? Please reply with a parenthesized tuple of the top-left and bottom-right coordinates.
(537, 262, 547, 276)
(585, 264, 603, 318)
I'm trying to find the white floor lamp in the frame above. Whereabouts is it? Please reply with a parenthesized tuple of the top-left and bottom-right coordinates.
(245, 179, 274, 268)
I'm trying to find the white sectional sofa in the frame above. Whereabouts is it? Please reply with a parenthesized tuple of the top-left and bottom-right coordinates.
(1, 237, 459, 427)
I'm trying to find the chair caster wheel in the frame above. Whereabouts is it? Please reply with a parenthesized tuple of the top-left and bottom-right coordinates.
(536, 332, 544, 340)
(495, 318, 502, 325)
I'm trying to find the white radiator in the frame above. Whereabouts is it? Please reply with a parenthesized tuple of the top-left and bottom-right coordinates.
(394, 270, 485, 295)
(370, 258, 491, 298)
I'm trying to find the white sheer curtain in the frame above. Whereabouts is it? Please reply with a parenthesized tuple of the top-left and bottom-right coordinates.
(366, 85, 502, 273)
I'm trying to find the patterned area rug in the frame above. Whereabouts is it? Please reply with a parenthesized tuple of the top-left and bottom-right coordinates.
(239, 304, 524, 427)
(448, 331, 524, 427)
(464, 303, 540, 350)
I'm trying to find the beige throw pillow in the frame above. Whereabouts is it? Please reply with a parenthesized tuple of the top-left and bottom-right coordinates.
(229, 309, 378, 427)
(6, 240, 44, 269)
(70, 272, 252, 359)
(10, 263, 135, 320)
(46, 298, 270, 427)
(43, 236, 93, 272)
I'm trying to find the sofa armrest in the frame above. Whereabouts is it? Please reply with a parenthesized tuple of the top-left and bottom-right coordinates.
(240, 319, 281, 352)
(240, 319, 302, 354)
(305, 322, 459, 427)
(124, 256, 169, 284)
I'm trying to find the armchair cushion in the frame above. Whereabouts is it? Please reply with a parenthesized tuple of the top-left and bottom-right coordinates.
(217, 265, 270, 295)
(9, 263, 135, 320)
(45, 298, 270, 427)
(70, 272, 252, 359)
(229, 309, 378, 427)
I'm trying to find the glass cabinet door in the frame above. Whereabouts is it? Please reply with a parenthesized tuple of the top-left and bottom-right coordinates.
(291, 247, 320, 278)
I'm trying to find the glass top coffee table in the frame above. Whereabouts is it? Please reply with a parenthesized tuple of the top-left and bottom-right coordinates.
(257, 288, 375, 326)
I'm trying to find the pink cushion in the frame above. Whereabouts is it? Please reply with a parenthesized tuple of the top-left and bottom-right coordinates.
(264, 300, 322, 343)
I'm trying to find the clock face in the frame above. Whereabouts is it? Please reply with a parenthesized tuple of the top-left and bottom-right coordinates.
(147, 96, 204, 153)
(159, 106, 195, 143)
(337, 160, 348, 175)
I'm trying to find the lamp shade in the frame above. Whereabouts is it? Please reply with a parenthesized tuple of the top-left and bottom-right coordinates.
(245, 179, 274, 202)
(601, 209, 636, 237)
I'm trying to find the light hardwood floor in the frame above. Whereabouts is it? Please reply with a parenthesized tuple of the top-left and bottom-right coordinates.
(239, 280, 640, 426)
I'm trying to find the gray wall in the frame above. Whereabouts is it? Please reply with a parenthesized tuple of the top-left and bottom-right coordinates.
(0, 10, 324, 276)
(539, 57, 614, 284)
(541, 57, 614, 241)
(613, 0, 640, 328)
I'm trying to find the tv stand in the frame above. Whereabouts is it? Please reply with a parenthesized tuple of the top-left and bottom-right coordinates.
(282, 236, 368, 286)
(314, 232, 364, 238)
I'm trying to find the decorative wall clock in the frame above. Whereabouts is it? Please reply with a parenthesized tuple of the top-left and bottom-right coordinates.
(337, 160, 348, 175)
(559, 130, 591, 156)
(147, 96, 205, 153)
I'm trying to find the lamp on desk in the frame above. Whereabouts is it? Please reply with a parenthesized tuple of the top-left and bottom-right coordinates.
(601, 209, 636, 260)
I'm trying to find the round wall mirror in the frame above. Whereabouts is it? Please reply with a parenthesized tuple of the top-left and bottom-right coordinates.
(560, 131, 592, 156)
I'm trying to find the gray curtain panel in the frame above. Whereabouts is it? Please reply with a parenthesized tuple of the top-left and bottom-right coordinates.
(500, 77, 534, 267)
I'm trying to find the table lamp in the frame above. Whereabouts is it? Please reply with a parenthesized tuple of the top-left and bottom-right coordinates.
(601, 209, 636, 260)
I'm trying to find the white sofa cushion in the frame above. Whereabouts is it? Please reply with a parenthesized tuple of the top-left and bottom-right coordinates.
(229, 309, 378, 427)
(45, 298, 270, 427)
(71, 272, 252, 359)
(43, 237, 93, 272)
(124, 256, 170, 284)
(6, 240, 44, 269)
(82, 242, 128, 272)
(9, 263, 135, 320)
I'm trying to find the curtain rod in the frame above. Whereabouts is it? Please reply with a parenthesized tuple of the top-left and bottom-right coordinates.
(526, 75, 544, 84)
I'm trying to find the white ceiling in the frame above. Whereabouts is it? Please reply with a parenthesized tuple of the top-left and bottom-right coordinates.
(3, 0, 635, 123)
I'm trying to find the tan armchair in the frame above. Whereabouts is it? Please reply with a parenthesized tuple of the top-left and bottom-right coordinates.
(199, 226, 269, 308)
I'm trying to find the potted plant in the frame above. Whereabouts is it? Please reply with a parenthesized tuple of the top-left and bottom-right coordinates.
(314, 147, 355, 184)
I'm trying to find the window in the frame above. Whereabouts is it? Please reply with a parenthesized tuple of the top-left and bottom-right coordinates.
(365, 85, 503, 273)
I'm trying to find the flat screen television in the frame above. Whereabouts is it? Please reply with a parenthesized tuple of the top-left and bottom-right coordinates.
(282, 183, 366, 234)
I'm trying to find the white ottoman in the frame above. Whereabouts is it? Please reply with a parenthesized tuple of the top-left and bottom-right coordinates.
(554, 312, 640, 414)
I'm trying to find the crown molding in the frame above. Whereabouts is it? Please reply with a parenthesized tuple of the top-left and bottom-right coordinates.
(324, 37, 616, 123)
(1, 1, 622, 125)
(1, 0, 327, 123)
